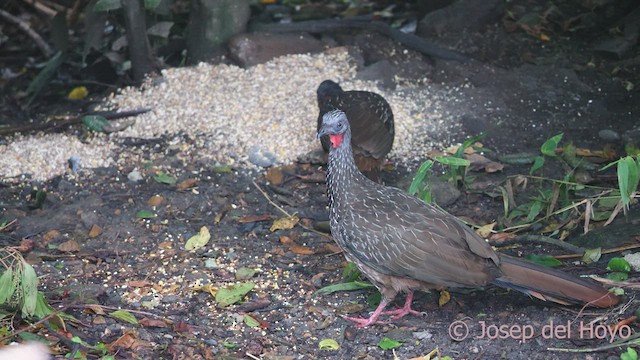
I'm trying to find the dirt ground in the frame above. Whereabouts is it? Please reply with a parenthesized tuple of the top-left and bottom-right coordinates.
(1, 0, 639, 359)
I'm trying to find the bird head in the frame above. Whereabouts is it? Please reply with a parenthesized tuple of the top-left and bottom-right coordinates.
(317, 110, 349, 149)
(317, 80, 343, 102)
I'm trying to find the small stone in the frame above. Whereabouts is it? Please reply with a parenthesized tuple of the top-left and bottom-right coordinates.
(248, 146, 277, 168)
(623, 252, 640, 272)
(598, 129, 620, 142)
(128, 170, 143, 182)
(412, 330, 433, 340)
(204, 258, 219, 269)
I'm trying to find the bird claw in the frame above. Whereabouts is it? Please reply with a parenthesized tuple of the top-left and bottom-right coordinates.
(340, 314, 388, 328)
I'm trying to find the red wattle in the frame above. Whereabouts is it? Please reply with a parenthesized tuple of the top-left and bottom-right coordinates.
(329, 134, 343, 148)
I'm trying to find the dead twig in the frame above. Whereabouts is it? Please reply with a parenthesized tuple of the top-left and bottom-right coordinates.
(0, 9, 53, 57)
(554, 242, 640, 260)
(490, 234, 585, 254)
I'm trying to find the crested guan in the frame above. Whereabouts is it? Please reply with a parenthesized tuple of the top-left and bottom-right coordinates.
(316, 80, 394, 181)
(318, 109, 619, 327)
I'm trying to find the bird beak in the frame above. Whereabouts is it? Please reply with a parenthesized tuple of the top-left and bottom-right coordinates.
(317, 124, 330, 139)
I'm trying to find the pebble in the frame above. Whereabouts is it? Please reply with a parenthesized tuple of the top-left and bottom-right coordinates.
(127, 170, 143, 182)
(598, 129, 620, 142)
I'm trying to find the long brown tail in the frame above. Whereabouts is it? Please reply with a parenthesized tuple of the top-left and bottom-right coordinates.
(493, 255, 619, 308)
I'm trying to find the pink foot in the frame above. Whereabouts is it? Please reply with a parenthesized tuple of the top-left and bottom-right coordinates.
(379, 292, 425, 320)
(342, 315, 388, 328)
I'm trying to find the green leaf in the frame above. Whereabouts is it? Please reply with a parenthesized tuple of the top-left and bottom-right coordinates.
(136, 210, 156, 219)
(144, 0, 161, 10)
(0, 268, 15, 305)
(607, 257, 631, 272)
(498, 152, 538, 165)
(617, 156, 639, 213)
(82, 115, 110, 132)
(456, 132, 486, 158)
(525, 200, 543, 222)
(109, 309, 138, 324)
(21, 261, 38, 318)
(216, 282, 255, 307)
(529, 155, 545, 174)
(153, 172, 177, 185)
(434, 156, 470, 167)
(524, 254, 562, 268)
(243, 314, 260, 327)
(367, 291, 382, 308)
(377, 337, 403, 350)
(17, 331, 48, 343)
(222, 342, 237, 349)
(314, 281, 375, 296)
(408, 160, 433, 196)
(319, 339, 340, 350)
(184, 226, 210, 250)
(621, 347, 638, 360)
(33, 292, 55, 319)
(29, 190, 47, 209)
(26, 51, 67, 104)
(581, 248, 601, 264)
(235, 267, 257, 281)
(540, 133, 563, 157)
(606, 272, 629, 281)
(212, 165, 233, 173)
(94, 0, 122, 12)
(342, 262, 361, 282)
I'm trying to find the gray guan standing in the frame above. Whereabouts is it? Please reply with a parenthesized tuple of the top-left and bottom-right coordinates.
(316, 80, 394, 181)
(317, 110, 619, 327)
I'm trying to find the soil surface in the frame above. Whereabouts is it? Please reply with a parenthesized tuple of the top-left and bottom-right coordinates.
(1, 0, 639, 359)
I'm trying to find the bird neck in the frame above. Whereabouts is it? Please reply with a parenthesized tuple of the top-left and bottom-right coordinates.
(326, 130, 365, 206)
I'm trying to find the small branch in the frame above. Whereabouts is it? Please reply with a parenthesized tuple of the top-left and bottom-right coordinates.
(0, 108, 151, 136)
(491, 234, 585, 254)
(0, 9, 53, 57)
(554, 242, 640, 260)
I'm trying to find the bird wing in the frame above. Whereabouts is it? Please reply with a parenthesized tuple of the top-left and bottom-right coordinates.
(343, 92, 394, 160)
(340, 185, 500, 288)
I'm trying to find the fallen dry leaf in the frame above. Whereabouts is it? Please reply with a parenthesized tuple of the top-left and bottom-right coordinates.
(88, 224, 103, 238)
(147, 195, 164, 206)
(475, 222, 496, 238)
(174, 321, 195, 333)
(128, 280, 152, 288)
(439, 290, 451, 307)
(270, 215, 299, 231)
(279, 235, 294, 245)
(177, 178, 198, 191)
(238, 214, 273, 223)
(265, 167, 284, 185)
(290, 244, 315, 255)
(321, 243, 342, 254)
(42, 229, 61, 242)
(58, 240, 80, 252)
(140, 317, 169, 328)
(108, 332, 151, 351)
(17, 239, 35, 253)
(489, 232, 518, 242)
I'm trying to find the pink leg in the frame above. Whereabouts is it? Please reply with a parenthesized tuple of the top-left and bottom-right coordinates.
(342, 298, 391, 328)
(378, 291, 423, 320)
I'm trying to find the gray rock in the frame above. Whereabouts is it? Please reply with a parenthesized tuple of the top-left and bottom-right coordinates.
(248, 146, 277, 167)
(598, 129, 620, 142)
(127, 170, 143, 182)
